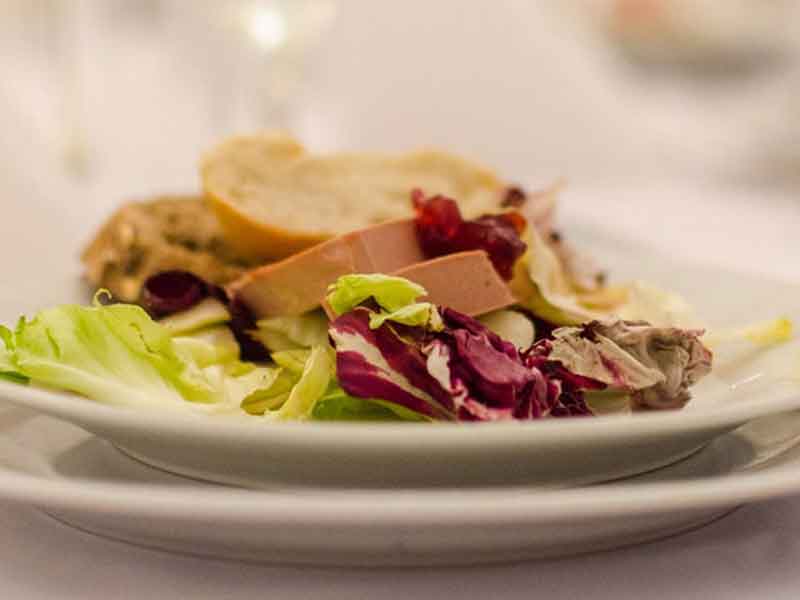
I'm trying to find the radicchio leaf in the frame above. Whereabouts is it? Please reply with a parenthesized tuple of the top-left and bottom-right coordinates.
(544, 320, 712, 410)
(329, 308, 456, 420)
(327, 277, 711, 421)
(329, 304, 597, 422)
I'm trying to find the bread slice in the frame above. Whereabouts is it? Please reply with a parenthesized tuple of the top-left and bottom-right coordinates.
(200, 133, 510, 261)
(81, 196, 258, 302)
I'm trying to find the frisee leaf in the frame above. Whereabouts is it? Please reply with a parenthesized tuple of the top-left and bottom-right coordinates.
(326, 274, 426, 316)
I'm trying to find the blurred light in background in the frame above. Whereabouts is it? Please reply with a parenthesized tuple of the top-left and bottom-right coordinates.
(244, 4, 288, 50)
(598, 0, 798, 70)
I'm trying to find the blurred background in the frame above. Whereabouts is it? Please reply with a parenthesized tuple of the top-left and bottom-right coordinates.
(1, 0, 799, 271)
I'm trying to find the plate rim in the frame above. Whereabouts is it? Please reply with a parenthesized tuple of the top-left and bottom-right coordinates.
(1, 377, 798, 450)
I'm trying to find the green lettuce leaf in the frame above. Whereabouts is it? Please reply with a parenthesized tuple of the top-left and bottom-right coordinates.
(476, 309, 535, 350)
(266, 345, 333, 421)
(0, 371, 28, 384)
(515, 227, 604, 325)
(158, 298, 231, 335)
(209, 363, 289, 415)
(253, 347, 426, 421)
(4, 300, 219, 407)
(240, 369, 297, 415)
(368, 302, 444, 331)
(326, 274, 426, 316)
(517, 228, 699, 328)
(1, 325, 14, 369)
(326, 273, 444, 335)
(584, 390, 632, 415)
(172, 325, 240, 367)
(312, 387, 412, 421)
(0, 325, 27, 383)
(239, 348, 312, 415)
(251, 310, 329, 351)
(271, 349, 311, 374)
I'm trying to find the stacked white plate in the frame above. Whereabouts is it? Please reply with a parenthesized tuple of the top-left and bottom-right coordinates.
(0, 224, 798, 566)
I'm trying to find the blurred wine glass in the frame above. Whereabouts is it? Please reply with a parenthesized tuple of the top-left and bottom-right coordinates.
(162, 0, 338, 135)
(0, 0, 337, 191)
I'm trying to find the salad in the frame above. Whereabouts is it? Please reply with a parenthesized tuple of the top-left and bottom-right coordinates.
(4, 185, 753, 423)
(1, 134, 794, 423)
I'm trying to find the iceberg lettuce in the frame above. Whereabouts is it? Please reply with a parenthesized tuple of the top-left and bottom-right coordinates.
(477, 309, 535, 350)
(172, 325, 240, 367)
(0, 299, 219, 408)
(514, 226, 607, 325)
(267, 345, 333, 420)
(157, 297, 231, 335)
(0, 325, 26, 383)
(368, 302, 444, 331)
(312, 386, 424, 421)
(239, 367, 297, 415)
(515, 228, 699, 329)
(251, 310, 329, 351)
(271, 349, 312, 374)
(327, 273, 444, 331)
(326, 274, 427, 316)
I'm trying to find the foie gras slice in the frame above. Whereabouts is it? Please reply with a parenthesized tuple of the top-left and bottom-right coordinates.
(320, 251, 515, 319)
(229, 219, 425, 318)
(387, 251, 515, 317)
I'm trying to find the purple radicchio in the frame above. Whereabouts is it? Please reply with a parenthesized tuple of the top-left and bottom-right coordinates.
(328, 305, 602, 422)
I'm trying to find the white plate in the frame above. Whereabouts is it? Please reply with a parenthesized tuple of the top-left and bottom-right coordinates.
(1, 227, 798, 488)
(3, 401, 800, 566)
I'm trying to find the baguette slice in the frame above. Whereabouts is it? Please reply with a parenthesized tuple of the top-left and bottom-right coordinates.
(201, 133, 510, 261)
